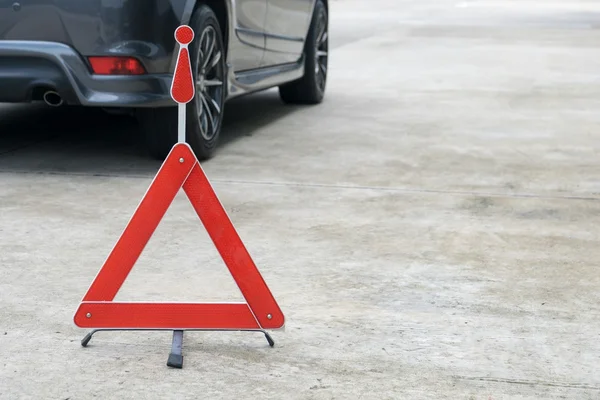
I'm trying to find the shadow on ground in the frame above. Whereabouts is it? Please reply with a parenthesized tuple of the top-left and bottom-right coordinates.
(0, 89, 299, 177)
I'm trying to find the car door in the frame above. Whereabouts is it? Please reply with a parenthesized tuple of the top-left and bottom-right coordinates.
(261, 0, 313, 67)
(231, 0, 268, 71)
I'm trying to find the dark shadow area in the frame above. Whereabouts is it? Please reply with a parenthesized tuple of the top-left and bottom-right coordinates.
(219, 90, 299, 148)
(0, 89, 300, 177)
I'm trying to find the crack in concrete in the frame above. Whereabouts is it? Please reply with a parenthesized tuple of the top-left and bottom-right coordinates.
(0, 169, 598, 202)
(454, 375, 600, 391)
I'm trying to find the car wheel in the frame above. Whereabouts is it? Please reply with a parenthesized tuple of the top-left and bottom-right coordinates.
(138, 4, 226, 161)
(278, 0, 328, 104)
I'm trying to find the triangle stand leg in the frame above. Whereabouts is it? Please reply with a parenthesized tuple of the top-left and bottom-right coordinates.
(262, 330, 275, 347)
(81, 329, 98, 347)
(167, 330, 184, 368)
(80, 329, 275, 349)
(79, 328, 275, 369)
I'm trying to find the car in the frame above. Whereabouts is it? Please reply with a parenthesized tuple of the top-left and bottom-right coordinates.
(0, 0, 329, 160)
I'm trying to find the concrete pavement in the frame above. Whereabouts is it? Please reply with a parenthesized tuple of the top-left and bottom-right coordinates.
(1, 0, 600, 398)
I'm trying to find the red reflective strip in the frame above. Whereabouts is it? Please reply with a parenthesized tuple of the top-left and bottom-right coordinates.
(75, 303, 260, 329)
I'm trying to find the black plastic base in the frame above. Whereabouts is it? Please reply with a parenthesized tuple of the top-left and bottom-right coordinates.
(167, 353, 184, 369)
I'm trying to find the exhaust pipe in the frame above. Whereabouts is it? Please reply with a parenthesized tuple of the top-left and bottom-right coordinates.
(43, 91, 64, 107)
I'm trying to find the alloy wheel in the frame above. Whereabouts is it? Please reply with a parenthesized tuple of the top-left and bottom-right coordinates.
(314, 7, 328, 93)
(194, 25, 225, 141)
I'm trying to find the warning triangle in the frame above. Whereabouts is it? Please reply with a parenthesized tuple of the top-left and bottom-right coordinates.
(73, 143, 284, 331)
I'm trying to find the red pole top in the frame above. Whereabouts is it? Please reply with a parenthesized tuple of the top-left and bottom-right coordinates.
(170, 25, 195, 104)
(175, 25, 194, 45)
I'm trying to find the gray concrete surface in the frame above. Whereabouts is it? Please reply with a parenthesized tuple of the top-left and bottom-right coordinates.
(1, 0, 600, 398)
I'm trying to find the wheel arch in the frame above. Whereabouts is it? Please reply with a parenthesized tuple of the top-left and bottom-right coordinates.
(191, 0, 230, 56)
(171, 0, 231, 72)
(303, 0, 328, 45)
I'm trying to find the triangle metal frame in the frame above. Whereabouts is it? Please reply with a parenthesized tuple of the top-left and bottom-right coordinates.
(73, 143, 285, 332)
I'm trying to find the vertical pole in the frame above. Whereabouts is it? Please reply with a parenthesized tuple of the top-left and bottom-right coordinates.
(178, 103, 186, 143)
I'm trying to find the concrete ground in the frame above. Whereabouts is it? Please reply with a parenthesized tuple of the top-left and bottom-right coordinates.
(1, 0, 600, 398)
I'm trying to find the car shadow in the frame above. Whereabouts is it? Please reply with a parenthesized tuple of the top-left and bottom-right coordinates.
(219, 89, 299, 148)
(0, 89, 300, 177)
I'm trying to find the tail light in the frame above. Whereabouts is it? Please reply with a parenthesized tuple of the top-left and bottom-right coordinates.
(88, 56, 146, 75)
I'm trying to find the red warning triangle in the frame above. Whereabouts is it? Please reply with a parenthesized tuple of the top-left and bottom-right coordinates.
(73, 143, 284, 330)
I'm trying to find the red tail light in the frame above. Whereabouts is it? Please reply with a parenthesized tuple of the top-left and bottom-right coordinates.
(88, 56, 146, 75)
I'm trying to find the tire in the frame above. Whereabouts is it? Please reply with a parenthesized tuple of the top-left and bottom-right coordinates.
(138, 4, 227, 161)
(278, 0, 328, 104)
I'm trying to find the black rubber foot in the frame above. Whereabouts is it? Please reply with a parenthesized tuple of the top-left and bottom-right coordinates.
(264, 332, 275, 347)
(167, 353, 184, 369)
(81, 332, 93, 347)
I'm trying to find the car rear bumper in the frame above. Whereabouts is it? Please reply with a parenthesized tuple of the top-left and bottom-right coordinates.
(0, 41, 175, 108)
